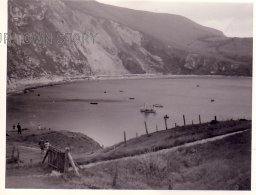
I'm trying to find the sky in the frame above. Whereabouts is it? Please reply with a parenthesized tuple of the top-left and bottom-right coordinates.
(97, 0, 253, 37)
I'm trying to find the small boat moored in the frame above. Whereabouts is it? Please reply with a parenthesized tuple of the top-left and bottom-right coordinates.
(153, 104, 164, 108)
(140, 104, 156, 113)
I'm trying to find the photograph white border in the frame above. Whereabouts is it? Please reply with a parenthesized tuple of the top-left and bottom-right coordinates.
(0, 0, 255, 194)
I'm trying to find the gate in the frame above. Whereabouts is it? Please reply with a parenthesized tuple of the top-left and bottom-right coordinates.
(42, 146, 79, 176)
(47, 146, 66, 172)
(42, 145, 68, 173)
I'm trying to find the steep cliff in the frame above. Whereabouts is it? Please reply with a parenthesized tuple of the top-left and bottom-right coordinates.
(7, 0, 252, 91)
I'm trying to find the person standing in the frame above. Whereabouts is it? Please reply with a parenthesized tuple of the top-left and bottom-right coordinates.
(38, 138, 45, 154)
(17, 123, 22, 134)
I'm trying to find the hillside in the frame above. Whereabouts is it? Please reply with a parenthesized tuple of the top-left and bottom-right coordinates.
(6, 128, 102, 155)
(6, 121, 251, 189)
(80, 129, 251, 190)
(75, 119, 251, 164)
(7, 0, 252, 91)
(64, 0, 224, 50)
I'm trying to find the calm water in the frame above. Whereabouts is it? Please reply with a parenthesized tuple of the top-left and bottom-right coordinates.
(7, 77, 252, 146)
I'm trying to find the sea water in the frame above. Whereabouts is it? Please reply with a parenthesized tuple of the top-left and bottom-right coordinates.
(7, 76, 252, 146)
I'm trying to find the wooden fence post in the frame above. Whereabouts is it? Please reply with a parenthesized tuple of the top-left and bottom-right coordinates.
(64, 147, 70, 173)
(67, 151, 80, 177)
(175, 123, 177, 127)
(144, 121, 149, 136)
(11, 146, 15, 159)
(17, 148, 20, 161)
(42, 150, 49, 164)
(124, 131, 127, 146)
(164, 114, 169, 130)
(192, 120, 194, 125)
(183, 115, 186, 126)
(214, 116, 217, 121)
(199, 115, 201, 124)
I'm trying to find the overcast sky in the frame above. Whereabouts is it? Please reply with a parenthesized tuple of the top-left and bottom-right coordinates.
(97, 1, 253, 37)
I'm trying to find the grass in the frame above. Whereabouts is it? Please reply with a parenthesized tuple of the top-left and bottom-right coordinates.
(76, 119, 251, 165)
(6, 128, 102, 155)
(65, 129, 251, 190)
(6, 119, 251, 189)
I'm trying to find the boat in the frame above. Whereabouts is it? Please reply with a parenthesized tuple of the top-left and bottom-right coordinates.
(153, 104, 164, 108)
(140, 104, 156, 113)
(90, 102, 98, 105)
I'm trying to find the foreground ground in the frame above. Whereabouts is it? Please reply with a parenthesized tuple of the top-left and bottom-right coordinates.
(6, 120, 251, 189)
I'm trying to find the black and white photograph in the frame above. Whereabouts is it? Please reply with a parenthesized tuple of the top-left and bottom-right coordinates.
(1, 0, 254, 191)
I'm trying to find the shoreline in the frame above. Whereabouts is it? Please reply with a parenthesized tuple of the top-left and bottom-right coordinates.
(7, 74, 252, 96)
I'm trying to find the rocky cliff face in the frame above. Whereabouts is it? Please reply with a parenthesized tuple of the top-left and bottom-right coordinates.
(7, 0, 252, 90)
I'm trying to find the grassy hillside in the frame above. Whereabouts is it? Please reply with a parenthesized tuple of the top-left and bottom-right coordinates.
(63, 0, 253, 77)
(76, 119, 251, 165)
(71, 130, 250, 190)
(64, 0, 224, 50)
(6, 127, 250, 189)
(6, 129, 102, 155)
(5, 120, 251, 189)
